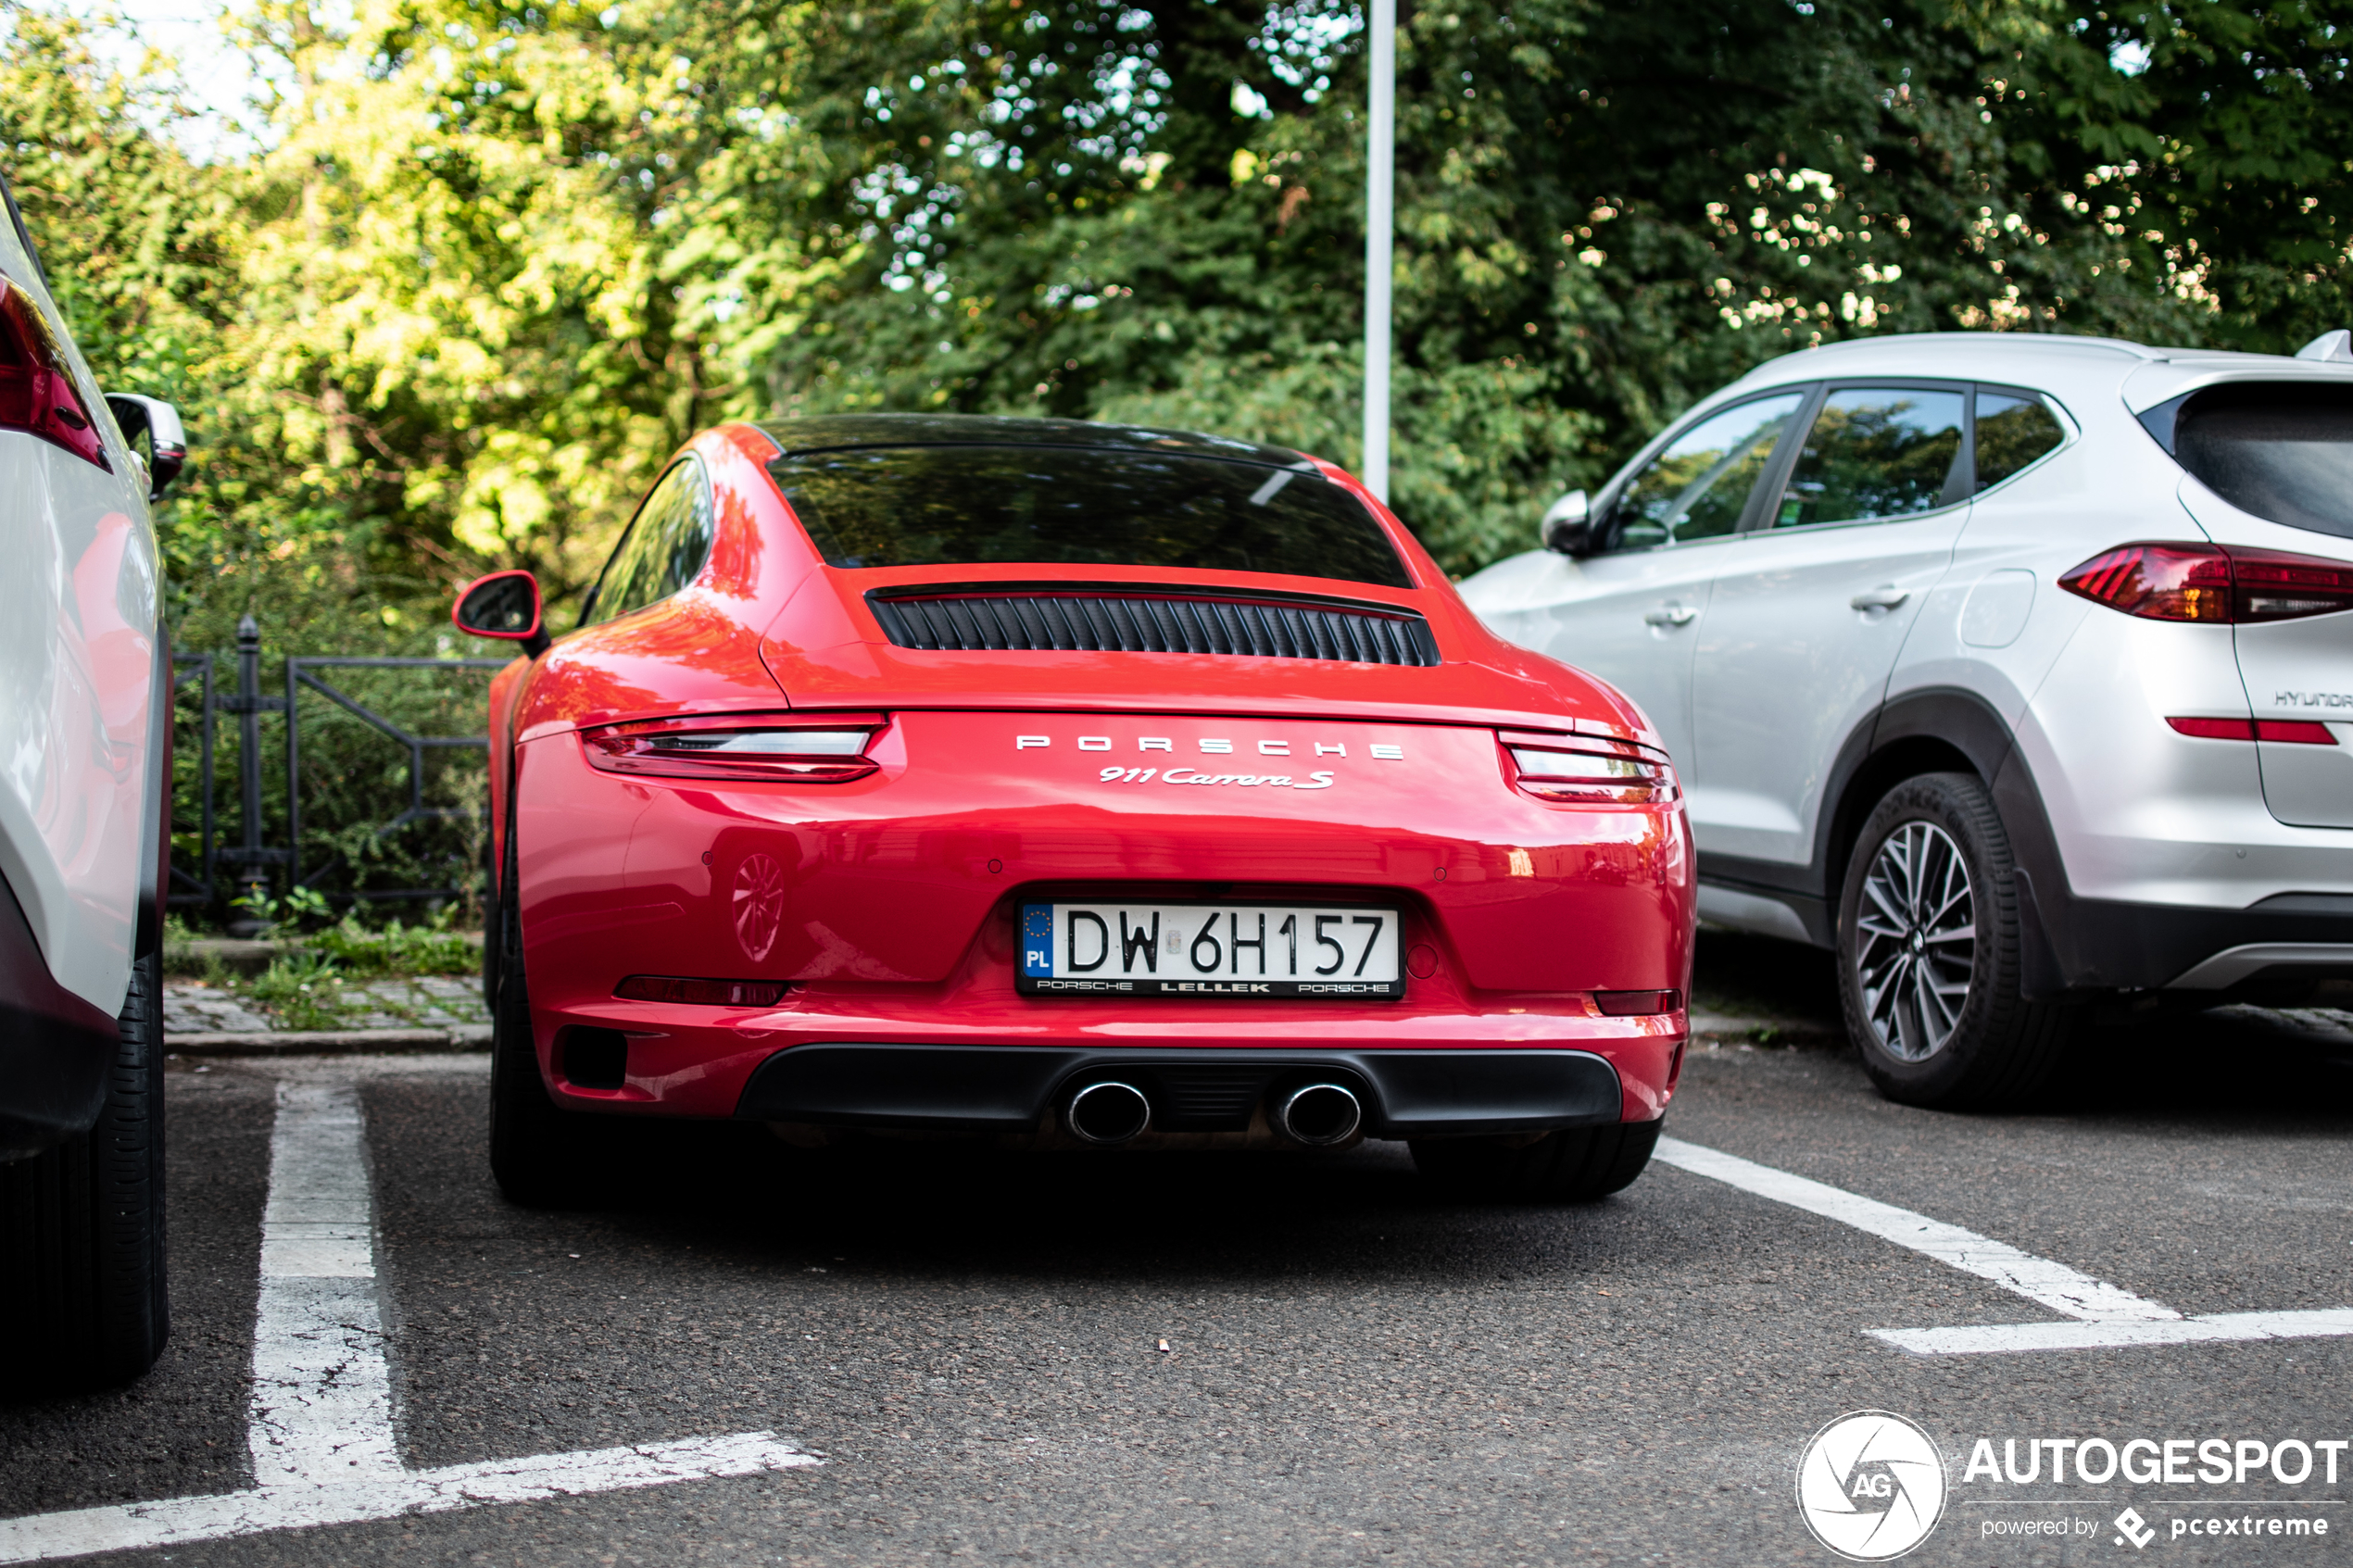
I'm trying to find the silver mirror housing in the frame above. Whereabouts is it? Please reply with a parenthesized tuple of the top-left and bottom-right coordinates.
(1541, 489, 1592, 554)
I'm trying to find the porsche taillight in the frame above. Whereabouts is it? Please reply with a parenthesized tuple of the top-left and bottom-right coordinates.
(582, 713, 886, 783)
(2058, 542, 2353, 623)
(0, 275, 108, 470)
(1504, 735, 1678, 806)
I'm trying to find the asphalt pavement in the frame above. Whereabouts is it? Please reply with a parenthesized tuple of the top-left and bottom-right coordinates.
(6, 930, 2353, 1566)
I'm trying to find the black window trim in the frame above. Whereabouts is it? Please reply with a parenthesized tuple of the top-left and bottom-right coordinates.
(1587, 385, 1818, 558)
(769, 438, 1321, 477)
(1969, 382, 2077, 501)
(578, 451, 713, 628)
(1735, 376, 1982, 538)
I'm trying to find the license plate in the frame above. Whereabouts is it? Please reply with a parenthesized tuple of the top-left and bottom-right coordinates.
(1017, 901, 1403, 998)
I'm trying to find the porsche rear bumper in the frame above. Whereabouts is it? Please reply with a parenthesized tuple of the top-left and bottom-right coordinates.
(514, 711, 1694, 1128)
(733, 1043, 1624, 1137)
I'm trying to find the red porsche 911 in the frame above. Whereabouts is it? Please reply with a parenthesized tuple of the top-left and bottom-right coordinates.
(453, 415, 1692, 1206)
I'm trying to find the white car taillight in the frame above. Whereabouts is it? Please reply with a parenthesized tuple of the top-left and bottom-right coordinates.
(1504, 736, 1679, 806)
(2058, 541, 2353, 623)
(0, 276, 109, 470)
(583, 713, 886, 783)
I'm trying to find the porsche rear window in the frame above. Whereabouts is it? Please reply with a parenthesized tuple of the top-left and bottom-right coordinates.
(767, 445, 1414, 588)
(2174, 384, 2353, 539)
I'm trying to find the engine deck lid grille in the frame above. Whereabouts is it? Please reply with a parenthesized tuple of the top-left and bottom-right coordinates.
(865, 584, 1440, 667)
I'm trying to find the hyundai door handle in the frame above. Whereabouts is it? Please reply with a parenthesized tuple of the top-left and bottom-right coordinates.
(1851, 587, 1910, 610)
(1643, 606, 1699, 627)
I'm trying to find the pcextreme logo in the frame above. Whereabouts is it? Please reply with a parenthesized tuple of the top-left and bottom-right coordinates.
(1796, 1411, 1948, 1562)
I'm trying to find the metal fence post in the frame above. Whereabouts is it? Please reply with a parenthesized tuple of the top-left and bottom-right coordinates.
(168, 652, 218, 909)
(219, 614, 289, 936)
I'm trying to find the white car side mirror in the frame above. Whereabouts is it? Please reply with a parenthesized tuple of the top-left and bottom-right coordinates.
(1541, 490, 1592, 555)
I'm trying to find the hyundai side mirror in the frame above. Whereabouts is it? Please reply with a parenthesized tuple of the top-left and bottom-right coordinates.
(1541, 489, 1594, 556)
(103, 394, 187, 501)
(453, 570, 550, 658)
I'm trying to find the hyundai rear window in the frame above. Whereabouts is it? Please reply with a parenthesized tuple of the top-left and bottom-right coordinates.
(767, 445, 1413, 588)
(2172, 384, 2353, 539)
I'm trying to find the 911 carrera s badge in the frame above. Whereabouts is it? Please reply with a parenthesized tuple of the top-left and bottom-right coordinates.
(1099, 766, 1336, 789)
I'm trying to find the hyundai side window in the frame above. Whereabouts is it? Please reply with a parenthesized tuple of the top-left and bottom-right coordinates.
(582, 457, 715, 626)
(1973, 388, 2067, 491)
(1602, 392, 1806, 551)
(1773, 385, 1966, 529)
(2170, 383, 2353, 540)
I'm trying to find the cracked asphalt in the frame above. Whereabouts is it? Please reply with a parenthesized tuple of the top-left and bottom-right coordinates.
(6, 929, 2353, 1565)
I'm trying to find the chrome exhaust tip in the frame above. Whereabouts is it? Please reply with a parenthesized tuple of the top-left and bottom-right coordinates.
(1066, 1081, 1151, 1145)
(1276, 1083, 1362, 1147)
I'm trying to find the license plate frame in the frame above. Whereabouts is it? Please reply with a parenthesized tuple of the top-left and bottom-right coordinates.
(1016, 900, 1404, 999)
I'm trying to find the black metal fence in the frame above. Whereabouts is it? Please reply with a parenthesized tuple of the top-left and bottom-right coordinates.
(170, 615, 507, 925)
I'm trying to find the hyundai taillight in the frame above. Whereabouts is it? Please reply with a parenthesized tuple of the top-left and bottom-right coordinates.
(2166, 716, 2338, 746)
(0, 275, 108, 470)
(614, 975, 789, 1006)
(1504, 736, 1679, 805)
(582, 713, 886, 782)
(2058, 542, 2353, 623)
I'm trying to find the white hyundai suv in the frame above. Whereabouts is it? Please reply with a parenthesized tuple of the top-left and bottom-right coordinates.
(1463, 329, 2353, 1109)
(0, 170, 182, 1386)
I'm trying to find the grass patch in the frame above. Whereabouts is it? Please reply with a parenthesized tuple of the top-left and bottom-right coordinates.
(307, 917, 480, 978)
(245, 952, 368, 1032)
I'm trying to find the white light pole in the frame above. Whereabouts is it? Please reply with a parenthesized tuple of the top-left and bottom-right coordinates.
(1361, 0, 1395, 504)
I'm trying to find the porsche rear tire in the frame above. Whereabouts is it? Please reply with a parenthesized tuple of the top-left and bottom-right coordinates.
(0, 947, 170, 1391)
(1410, 1119, 1660, 1203)
(487, 869, 621, 1209)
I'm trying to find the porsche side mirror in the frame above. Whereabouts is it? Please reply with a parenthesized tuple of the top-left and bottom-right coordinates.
(454, 570, 550, 658)
(104, 394, 187, 501)
(1541, 489, 1593, 556)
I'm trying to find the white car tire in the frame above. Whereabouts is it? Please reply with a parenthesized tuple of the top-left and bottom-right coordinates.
(1837, 771, 2076, 1109)
(0, 947, 170, 1389)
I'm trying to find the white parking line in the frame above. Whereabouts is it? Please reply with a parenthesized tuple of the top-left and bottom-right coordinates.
(1873, 1311, 2353, 1357)
(0, 1075, 816, 1565)
(1653, 1135, 2353, 1358)
(1653, 1136, 2178, 1323)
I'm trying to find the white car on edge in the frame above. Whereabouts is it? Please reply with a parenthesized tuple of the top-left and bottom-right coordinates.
(0, 171, 184, 1386)
(1463, 328, 2353, 1110)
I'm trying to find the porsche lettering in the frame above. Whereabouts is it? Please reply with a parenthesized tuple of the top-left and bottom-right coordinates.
(1019, 734, 1403, 759)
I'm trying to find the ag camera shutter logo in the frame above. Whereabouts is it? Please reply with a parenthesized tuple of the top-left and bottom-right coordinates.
(1796, 1411, 1947, 1561)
